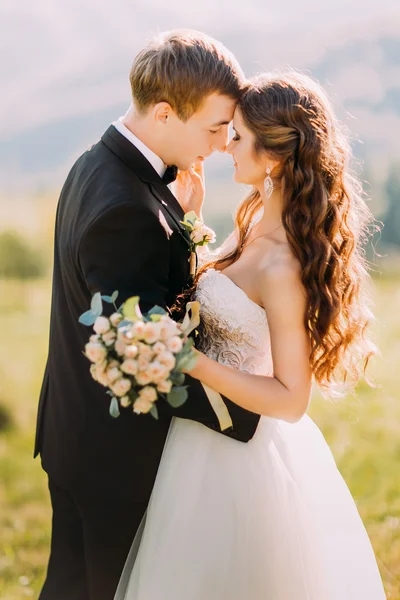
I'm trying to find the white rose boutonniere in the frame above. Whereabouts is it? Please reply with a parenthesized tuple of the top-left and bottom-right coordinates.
(180, 211, 216, 277)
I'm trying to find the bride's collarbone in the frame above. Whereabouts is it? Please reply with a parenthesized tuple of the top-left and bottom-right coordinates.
(220, 261, 265, 309)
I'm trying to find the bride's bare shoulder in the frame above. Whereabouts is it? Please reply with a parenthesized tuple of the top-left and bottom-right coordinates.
(258, 241, 302, 283)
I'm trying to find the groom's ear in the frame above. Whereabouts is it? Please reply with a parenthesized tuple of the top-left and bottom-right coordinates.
(153, 102, 174, 126)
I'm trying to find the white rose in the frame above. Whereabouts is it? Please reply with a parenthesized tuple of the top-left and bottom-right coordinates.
(203, 226, 216, 243)
(120, 396, 132, 408)
(133, 397, 153, 414)
(110, 312, 123, 327)
(85, 342, 107, 364)
(131, 321, 146, 339)
(148, 361, 169, 384)
(193, 219, 203, 231)
(157, 379, 172, 394)
(143, 322, 161, 345)
(157, 351, 176, 371)
(191, 230, 204, 244)
(121, 359, 138, 376)
(102, 329, 117, 346)
(114, 339, 126, 356)
(124, 344, 139, 358)
(136, 371, 153, 386)
(111, 378, 132, 397)
(139, 385, 158, 404)
(93, 316, 111, 335)
(89, 334, 101, 343)
(167, 336, 183, 354)
(107, 365, 122, 384)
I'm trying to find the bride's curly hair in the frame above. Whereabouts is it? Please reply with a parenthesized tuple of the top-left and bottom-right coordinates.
(193, 71, 378, 397)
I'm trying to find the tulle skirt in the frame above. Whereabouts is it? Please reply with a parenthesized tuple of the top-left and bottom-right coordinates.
(115, 414, 386, 599)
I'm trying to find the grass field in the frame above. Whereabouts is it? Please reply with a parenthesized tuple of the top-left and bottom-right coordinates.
(0, 275, 399, 599)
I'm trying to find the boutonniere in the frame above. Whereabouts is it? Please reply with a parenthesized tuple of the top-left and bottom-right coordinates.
(180, 211, 216, 277)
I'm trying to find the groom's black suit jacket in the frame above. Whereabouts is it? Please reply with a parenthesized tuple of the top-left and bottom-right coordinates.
(34, 125, 261, 497)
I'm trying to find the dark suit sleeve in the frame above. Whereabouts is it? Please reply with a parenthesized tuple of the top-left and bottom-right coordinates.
(79, 200, 260, 443)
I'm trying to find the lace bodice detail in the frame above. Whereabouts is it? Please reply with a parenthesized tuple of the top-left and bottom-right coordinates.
(194, 268, 273, 376)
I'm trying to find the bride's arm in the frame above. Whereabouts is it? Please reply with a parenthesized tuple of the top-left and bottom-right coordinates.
(184, 261, 312, 423)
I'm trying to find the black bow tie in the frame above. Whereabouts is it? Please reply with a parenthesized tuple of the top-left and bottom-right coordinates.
(162, 165, 178, 185)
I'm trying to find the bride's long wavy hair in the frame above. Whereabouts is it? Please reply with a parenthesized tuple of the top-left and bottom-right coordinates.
(187, 71, 378, 397)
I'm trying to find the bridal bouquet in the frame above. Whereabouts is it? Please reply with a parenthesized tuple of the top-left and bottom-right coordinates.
(79, 292, 199, 419)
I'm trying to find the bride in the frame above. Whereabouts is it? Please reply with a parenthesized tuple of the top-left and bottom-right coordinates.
(115, 72, 386, 599)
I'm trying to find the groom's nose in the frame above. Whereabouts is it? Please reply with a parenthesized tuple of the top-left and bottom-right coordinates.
(212, 126, 229, 153)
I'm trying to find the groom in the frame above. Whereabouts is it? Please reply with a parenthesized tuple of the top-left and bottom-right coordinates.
(35, 30, 261, 599)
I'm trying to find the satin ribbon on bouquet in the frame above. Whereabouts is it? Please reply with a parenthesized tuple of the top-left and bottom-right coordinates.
(181, 301, 233, 432)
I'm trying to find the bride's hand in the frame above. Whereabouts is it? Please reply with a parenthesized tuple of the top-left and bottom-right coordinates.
(170, 159, 205, 219)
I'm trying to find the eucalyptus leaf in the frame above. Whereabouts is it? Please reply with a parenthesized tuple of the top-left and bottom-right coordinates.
(167, 386, 188, 408)
(79, 310, 96, 326)
(111, 291, 119, 303)
(150, 405, 159, 420)
(170, 371, 185, 386)
(178, 352, 198, 372)
(109, 397, 120, 418)
(123, 296, 143, 322)
(147, 305, 167, 317)
(91, 292, 103, 316)
(101, 295, 113, 303)
(184, 211, 198, 226)
(118, 319, 133, 331)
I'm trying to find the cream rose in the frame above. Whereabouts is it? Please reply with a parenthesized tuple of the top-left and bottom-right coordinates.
(120, 396, 132, 408)
(137, 342, 153, 359)
(138, 355, 150, 371)
(110, 312, 123, 327)
(139, 386, 158, 404)
(131, 321, 146, 339)
(124, 344, 139, 359)
(148, 361, 169, 384)
(157, 351, 176, 371)
(106, 365, 122, 384)
(121, 359, 138, 376)
(95, 363, 109, 386)
(153, 341, 166, 355)
(157, 379, 172, 394)
(85, 342, 107, 364)
(114, 339, 126, 357)
(111, 378, 131, 397)
(93, 316, 111, 335)
(143, 322, 161, 345)
(133, 397, 153, 414)
(167, 336, 183, 354)
(136, 371, 153, 386)
(102, 329, 117, 346)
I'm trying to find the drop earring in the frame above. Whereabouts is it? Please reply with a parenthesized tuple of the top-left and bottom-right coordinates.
(264, 166, 274, 199)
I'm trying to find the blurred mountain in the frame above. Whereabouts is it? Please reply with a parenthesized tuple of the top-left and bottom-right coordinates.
(1, 25, 399, 221)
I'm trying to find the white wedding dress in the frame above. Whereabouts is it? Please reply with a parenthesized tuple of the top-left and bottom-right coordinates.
(115, 266, 386, 600)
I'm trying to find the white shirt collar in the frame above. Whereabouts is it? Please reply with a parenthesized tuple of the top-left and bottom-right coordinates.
(113, 117, 167, 178)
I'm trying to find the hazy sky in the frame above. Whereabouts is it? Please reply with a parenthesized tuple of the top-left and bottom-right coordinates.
(1, 0, 399, 137)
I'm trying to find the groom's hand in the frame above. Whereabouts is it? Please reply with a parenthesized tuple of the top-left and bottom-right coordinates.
(170, 159, 205, 219)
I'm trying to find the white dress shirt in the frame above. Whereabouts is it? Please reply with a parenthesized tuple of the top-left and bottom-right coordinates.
(113, 117, 167, 179)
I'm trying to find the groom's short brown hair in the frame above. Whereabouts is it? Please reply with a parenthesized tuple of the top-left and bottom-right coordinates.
(130, 30, 245, 121)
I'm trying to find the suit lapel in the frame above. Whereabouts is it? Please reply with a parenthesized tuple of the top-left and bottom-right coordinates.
(101, 126, 191, 247)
